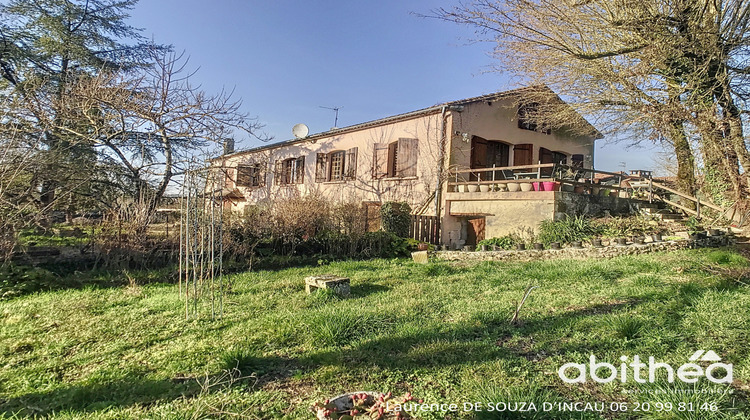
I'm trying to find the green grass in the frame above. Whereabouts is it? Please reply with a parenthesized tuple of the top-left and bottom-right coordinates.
(0, 249, 749, 419)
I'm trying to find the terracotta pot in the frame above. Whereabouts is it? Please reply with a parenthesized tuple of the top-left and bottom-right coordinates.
(520, 182, 533, 192)
(417, 243, 429, 251)
(507, 182, 520, 192)
(574, 186, 585, 194)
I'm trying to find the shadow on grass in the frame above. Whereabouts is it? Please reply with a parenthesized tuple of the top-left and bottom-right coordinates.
(0, 354, 298, 417)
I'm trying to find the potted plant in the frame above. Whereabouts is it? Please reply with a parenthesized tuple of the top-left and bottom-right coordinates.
(549, 242, 561, 249)
(417, 242, 429, 251)
(591, 238, 603, 247)
(533, 242, 544, 250)
(571, 240, 583, 248)
(313, 392, 419, 419)
(685, 216, 703, 241)
(616, 237, 628, 246)
(516, 243, 526, 250)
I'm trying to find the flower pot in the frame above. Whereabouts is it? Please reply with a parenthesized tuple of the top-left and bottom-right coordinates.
(592, 238, 603, 248)
(651, 234, 662, 242)
(480, 244, 488, 252)
(520, 182, 533, 192)
(467, 184, 479, 193)
(479, 184, 490, 192)
(574, 185, 585, 194)
(542, 181, 556, 191)
(532, 182, 541, 191)
(550, 242, 561, 249)
(507, 182, 520, 192)
(571, 241, 583, 248)
(418, 243, 429, 251)
(634, 237, 645, 245)
(516, 243, 526, 251)
(459, 184, 470, 193)
(688, 233, 699, 241)
(591, 186, 601, 195)
(533, 242, 544, 250)
(616, 237, 628, 246)
(463, 245, 474, 252)
(697, 231, 707, 239)
(561, 184, 574, 192)
(708, 228, 723, 237)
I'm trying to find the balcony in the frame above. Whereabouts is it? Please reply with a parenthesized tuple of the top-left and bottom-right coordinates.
(446, 164, 634, 200)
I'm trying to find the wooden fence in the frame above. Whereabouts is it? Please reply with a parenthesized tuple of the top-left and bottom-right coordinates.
(410, 215, 441, 245)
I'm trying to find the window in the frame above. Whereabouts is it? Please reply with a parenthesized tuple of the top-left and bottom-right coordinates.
(274, 156, 304, 185)
(373, 138, 418, 179)
(315, 148, 358, 182)
(539, 148, 567, 165)
(571, 154, 584, 168)
(236, 163, 263, 187)
(517, 102, 551, 134)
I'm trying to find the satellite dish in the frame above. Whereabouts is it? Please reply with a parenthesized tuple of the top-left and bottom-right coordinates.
(292, 123, 309, 139)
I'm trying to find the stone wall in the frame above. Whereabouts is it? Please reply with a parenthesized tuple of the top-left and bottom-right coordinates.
(433, 236, 735, 263)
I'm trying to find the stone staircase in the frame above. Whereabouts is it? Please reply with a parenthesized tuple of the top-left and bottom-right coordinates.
(634, 200, 686, 221)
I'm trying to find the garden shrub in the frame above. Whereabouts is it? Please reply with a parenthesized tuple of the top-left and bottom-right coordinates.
(536, 215, 598, 245)
(476, 235, 516, 251)
(380, 201, 411, 238)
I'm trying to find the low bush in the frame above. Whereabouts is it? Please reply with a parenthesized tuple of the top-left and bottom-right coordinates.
(476, 235, 516, 251)
(380, 201, 412, 237)
(536, 215, 598, 245)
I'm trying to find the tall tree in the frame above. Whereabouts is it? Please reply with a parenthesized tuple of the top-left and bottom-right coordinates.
(434, 0, 750, 204)
(0, 0, 162, 214)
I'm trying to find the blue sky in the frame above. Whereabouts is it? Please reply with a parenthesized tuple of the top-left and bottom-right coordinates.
(127, 0, 662, 173)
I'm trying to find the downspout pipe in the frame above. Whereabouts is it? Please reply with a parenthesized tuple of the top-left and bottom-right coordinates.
(434, 105, 463, 225)
(434, 106, 447, 220)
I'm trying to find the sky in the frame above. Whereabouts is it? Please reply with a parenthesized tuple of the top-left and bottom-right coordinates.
(127, 0, 664, 173)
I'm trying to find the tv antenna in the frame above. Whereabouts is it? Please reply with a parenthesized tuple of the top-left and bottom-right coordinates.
(319, 106, 342, 128)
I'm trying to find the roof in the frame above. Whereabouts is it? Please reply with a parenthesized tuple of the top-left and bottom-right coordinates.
(215, 86, 602, 161)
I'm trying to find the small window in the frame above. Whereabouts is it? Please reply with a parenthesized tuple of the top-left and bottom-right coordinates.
(274, 156, 305, 185)
(315, 148, 358, 182)
(518, 102, 551, 135)
(329, 151, 345, 181)
(236, 163, 263, 187)
(373, 138, 418, 179)
(571, 154, 584, 168)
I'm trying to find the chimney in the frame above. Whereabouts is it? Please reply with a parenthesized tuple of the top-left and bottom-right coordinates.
(223, 138, 235, 155)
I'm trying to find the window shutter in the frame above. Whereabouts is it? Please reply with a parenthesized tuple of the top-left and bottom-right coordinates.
(296, 156, 305, 183)
(236, 165, 252, 187)
(396, 138, 418, 177)
(345, 147, 358, 180)
(315, 153, 328, 182)
(373, 143, 388, 179)
(274, 160, 283, 185)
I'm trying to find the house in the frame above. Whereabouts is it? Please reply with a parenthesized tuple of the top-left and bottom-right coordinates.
(213, 86, 608, 249)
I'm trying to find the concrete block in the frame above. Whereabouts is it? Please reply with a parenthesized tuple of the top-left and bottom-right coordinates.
(304, 275, 350, 297)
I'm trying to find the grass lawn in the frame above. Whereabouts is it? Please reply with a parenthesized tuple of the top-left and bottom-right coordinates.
(1, 248, 749, 419)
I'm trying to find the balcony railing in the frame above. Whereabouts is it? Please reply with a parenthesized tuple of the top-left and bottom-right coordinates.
(446, 163, 632, 196)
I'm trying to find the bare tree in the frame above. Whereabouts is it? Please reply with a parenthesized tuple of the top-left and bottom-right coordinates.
(46, 48, 266, 213)
(433, 0, 750, 204)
